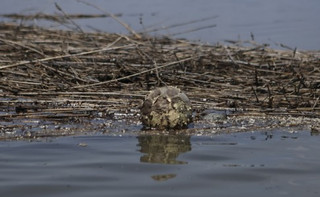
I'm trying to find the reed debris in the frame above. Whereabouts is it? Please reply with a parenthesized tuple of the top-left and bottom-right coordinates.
(0, 22, 319, 138)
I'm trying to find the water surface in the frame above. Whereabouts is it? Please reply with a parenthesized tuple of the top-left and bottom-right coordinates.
(1, 0, 319, 49)
(1, 130, 320, 197)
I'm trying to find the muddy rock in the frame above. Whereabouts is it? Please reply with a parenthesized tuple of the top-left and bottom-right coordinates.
(140, 86, 192, 130)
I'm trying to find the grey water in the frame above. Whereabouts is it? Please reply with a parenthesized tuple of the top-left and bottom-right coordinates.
(1, 130, 320, 197)
(1, 0, 320, 50)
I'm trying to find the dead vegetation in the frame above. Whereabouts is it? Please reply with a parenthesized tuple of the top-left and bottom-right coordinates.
(0, 21, 319, 138)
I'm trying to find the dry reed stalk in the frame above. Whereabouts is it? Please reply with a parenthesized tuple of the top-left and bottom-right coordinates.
(0, 22, 319, 138)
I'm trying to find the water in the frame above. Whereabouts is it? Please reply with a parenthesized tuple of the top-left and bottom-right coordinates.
(1, 0, 319, 50)
(1, 130, 320, 197)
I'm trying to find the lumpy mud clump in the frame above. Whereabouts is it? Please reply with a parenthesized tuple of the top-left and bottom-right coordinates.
(140, 86, 192, 130)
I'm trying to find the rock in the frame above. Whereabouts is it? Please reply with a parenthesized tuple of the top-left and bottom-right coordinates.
(140, 86, 192, 129)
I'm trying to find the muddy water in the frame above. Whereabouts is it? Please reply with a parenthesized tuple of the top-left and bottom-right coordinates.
(1, 0, 320, 50)
(1, 130, 320, 197)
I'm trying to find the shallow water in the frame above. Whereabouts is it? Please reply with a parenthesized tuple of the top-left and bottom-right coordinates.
(1, 130, 320, 197)
(1, 0, 320, 50)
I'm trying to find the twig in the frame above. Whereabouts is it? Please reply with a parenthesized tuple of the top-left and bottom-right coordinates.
(0, 38, 45, 56)
(17, 91, 145, 98)
(170, 24, 217, 36)
(71, 56, 197, 89)
(0, 36, 126, 69)
(55, 2, 85, 33)
(77, 0, 141, 39)
(141, 15, 218, 33)
(0, 13, 123, 20)
(313, 97, 319, 110)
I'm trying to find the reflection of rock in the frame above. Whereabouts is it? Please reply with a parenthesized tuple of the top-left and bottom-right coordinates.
(140, 86, 192, 130)
(137, 135, 191, 164)
(311, 126, 320, 136)
(151, 174, 176, 181)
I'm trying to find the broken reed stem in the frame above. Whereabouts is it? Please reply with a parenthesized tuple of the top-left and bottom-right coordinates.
(0, 13, 124, 21)
(0, 37, 126, 70)
(77, 0, 142, 39)
(0, 22, 319, 117)
(170, 24, 217, 36)
(141, 15, 218, 33)
(72, 56, 196, 89)
(0, 38, 46, 56)
(16, 91, 145, 98)
(55, 2, 85, 33)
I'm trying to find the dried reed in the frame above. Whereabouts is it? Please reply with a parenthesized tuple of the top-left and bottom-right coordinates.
(0, 21, 319, 138)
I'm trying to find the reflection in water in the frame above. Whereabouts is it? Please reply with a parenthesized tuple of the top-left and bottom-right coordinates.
(137, 134, 191, 181)
(151, 174, 177, 181)
(137, 135, 191, 165)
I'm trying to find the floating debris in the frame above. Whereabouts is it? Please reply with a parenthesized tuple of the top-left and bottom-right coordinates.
(78, 142, 88, 147)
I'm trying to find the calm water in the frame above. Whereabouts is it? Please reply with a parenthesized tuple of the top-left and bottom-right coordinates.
(1, 0, 320, 50)
(1, 130, 320, 197)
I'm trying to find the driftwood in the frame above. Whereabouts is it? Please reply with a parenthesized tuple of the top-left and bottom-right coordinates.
(0, 22, 319, 138)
